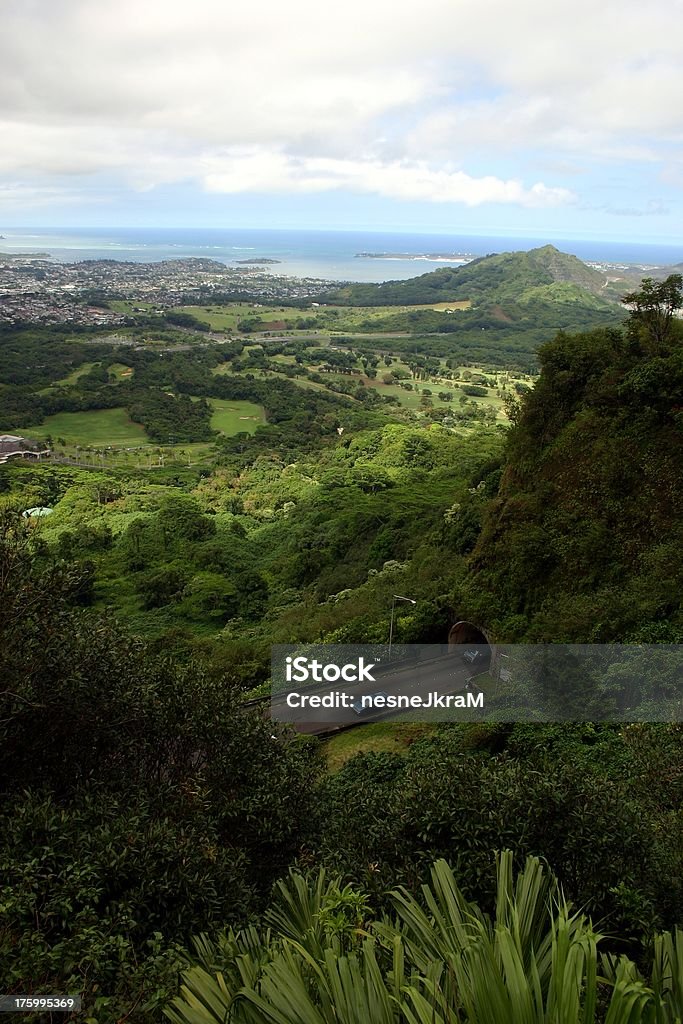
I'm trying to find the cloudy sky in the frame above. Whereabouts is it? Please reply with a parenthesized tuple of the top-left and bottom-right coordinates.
(2, 0, 682, 240)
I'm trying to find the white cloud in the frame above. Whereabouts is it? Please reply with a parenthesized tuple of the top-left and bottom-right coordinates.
(0, 0, 682, 210)
(201, 151, 574, 206)
(0, 182, 91, 208)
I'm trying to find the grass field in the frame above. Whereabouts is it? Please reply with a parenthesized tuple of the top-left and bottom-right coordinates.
(7, 408, 149, 446)
(165, 301, 473, 334)
(366, 377, 505, 417)
(59, 361, 98, 385)
(171, 304, 308, 332)
(37, 360, 96, 391)
(328, 302, 472, 332)
(286, 377, 345, 395)
(323, 722, 434, 772)
(208, 398, 266, 435)
(109, 301, 157, 315)
(269, 354, 298, 365)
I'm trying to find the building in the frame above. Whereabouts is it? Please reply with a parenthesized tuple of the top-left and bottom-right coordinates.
(0, 434, 47, 464)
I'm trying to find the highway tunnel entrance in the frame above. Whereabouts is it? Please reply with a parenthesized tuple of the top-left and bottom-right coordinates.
(448, 620, 492, 670)
(448, 620, 489, 646)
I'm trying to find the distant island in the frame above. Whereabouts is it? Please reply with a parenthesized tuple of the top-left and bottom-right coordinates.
(355, 251, 475, 261)
(0, 251, 51, 259)
(234, 257, 282, 265)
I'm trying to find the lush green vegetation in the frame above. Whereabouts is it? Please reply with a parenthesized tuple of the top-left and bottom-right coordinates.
(311, 245, 624, 371)
(1, 422, 504, 673)
(4, 519, 683, 1021)
(322, 245, 615, 306)
(167, 852, 683, 1024)
(2, 270, 683, 1022)
(0, 521, 320, 1020)
(459, 277, 683, 643)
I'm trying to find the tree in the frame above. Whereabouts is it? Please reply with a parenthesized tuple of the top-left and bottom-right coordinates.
(158, 494, 216, 542)
(0, 515, 321, 1019)
(622, 274, 683, 351)
(137, 565, 189, 608)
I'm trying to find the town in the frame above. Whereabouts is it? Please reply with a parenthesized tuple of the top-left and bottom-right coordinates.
(0, 252, 340, 326)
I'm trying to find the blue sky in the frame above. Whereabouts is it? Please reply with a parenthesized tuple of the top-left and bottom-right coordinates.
(1, 0, 682, 243)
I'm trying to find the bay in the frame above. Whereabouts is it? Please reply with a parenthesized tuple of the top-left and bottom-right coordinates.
(1, 226, 681, 282)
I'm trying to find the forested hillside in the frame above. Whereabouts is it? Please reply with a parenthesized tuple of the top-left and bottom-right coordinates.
(324, 244, 619, 311)
(318, 246, 624, 366)
(460, 275, 683, 643)
(3, 501, 683, 1022)
(1, 423, 503, 684)
(2, 277, 683, 1022)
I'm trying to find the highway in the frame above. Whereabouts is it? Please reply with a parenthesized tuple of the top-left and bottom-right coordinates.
(270, 651, 486, 735)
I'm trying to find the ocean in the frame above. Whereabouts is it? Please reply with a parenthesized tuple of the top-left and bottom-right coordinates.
(1, 227, 681, 283)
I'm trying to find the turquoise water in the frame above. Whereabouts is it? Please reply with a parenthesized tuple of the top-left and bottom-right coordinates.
(1, 227, 681, 282)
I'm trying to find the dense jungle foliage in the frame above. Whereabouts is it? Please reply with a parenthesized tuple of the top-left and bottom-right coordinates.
(1, 275, 683, 1022)
(461, 279, 683, 643)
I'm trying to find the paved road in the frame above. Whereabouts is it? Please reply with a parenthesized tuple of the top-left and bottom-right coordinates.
(271, 652, 484, 735)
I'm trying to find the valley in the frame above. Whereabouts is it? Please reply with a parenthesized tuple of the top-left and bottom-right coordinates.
(2, 248, 683, 1024)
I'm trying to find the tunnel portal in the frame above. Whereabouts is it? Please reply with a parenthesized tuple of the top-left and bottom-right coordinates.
(448, 620, 489, 647)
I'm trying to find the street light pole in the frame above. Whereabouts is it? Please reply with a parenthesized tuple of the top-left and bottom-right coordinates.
(388, 594, 417, 659)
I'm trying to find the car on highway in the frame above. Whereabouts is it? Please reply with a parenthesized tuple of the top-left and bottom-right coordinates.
(463, 648, 481, 664)
(352, 690, 390, 715)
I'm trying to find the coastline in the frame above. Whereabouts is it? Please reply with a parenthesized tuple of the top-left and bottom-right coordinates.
(0, 228, 681, 284)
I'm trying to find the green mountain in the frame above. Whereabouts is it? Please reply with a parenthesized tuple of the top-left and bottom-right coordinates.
(321, 245, 624, 372)
(324, 244, 616, 309)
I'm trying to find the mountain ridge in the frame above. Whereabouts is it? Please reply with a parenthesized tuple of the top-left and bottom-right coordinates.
(323, 244, 619, 310)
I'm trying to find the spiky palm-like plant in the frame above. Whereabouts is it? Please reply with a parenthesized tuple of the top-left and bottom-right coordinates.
(165, 853, 683, 1024)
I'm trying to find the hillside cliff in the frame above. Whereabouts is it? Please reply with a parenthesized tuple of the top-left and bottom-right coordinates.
(460, 290, 683, 642)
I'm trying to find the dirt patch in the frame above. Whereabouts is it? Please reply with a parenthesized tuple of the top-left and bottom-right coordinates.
(259, 320, 287, 331)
